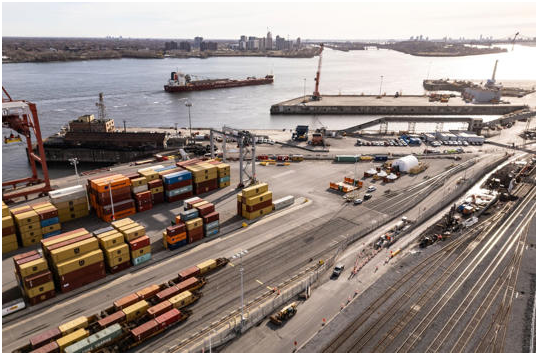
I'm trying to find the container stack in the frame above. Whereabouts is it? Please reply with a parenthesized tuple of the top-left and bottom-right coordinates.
(49, 185, 89, 223)
(13, 250, 56, 305)
(2, 202, 18, 254)
(192, 199, 219, 237)
(207, 160, 231, 188)
(238, 183, 273, 220)
(273, 195, 295, 211)
(10, 206, 43, 247)
(163, 170, 193, 203)
(93, 226, 131, 274)
(88, 175, 134, 222)
(111, 218, 151, 266)
(163, 221, 187, 250)
(31, 202, 62, 239)
(183, 163, 216, 195)
(41, 228, 106, 293)
(148, 179, 164, 205)
(134, 191, 153, 212)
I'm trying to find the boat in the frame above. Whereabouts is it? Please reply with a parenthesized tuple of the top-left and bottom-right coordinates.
(164, 71, 274, 92)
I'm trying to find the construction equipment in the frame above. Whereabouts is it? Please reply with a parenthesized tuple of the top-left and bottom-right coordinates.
(511, 32, 519, 51)
(311, 44, 324, 101)
(292, 125, 309, 141)
(2, 86, 51, 202)
(269, 302, 297, 326)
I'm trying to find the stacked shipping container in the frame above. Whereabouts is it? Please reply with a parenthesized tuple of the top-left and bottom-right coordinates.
(93, 226, 131, 274)
(31, 202, 62, 239)
(206, 160, 231, 188)
(13, 250, 56, 305)
(163, 170, 193, 203)
(112, 218, 151, 266)
(2, 201, 18, 253)
(49, 185, 89, 223)
(88, 175, 135, 222)
(185, 163, 218, 195)
(237, 183, 273, 220)
(11, 206, 43, 247)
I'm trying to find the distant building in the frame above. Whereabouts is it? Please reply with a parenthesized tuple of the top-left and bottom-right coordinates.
(194, 37, 203, 48)
(200, 41, 217, 51)
(296, 37, 301, 48)
(165, 41, 178, 50)
(179, 41, 191, 51)
(266, 31, 273, 50)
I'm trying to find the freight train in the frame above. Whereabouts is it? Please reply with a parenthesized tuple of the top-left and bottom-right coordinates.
(15, 257, 229, 353)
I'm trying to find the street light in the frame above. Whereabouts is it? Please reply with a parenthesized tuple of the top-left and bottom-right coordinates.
(185, 101, 192, 142)
(232, 249, 248, 328)
(208, 329, 217, 353)
(303, 78, 306, 102)
(68, 158, 79, 183)
(379, 75, 384, 96)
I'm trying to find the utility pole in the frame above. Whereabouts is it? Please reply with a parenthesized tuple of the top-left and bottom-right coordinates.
(108, 180, 115, 221)
(232, 249, 248, 329)
(379, 75, 384, 96)
(185, 101, 193, 143)
(303, 78, 306, 103)
(68, 158, 79, 184)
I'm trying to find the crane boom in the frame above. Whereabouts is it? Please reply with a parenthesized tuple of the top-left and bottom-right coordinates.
(312, 43, 324, 101)
(512, 32, 519, 51)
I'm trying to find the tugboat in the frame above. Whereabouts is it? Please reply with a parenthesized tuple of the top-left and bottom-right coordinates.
(164, 71, 274, 92)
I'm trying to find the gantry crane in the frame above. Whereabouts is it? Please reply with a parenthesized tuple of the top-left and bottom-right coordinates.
(312, 43, 324, 101)
(2, 86, 51, 202)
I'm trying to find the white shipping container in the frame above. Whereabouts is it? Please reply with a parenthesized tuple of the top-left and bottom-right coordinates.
(137, 165, 164, 174)
(132, 185, 149, 194)
(49, 185, 87, 203)
(273, 195, 295, 210)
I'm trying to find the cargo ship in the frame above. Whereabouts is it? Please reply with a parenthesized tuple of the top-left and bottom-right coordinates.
(164, 71, 274, 92)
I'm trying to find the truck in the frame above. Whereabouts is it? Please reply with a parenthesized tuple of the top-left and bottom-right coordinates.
(292, 125, 309, 142)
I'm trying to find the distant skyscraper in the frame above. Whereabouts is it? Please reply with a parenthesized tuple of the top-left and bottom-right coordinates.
(194, 37, 203, 48)
(266, 31, 273, 50)
(296, 37, 301, 48)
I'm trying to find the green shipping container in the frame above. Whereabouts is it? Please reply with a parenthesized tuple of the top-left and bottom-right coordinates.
(64, 323, 122, 353)
(335, 155, 360, 163)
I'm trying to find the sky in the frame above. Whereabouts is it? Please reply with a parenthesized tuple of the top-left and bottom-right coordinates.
(1, 1, 536, 40)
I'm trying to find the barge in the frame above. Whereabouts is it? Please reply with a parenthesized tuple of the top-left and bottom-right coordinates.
(164, 71, 273, 92)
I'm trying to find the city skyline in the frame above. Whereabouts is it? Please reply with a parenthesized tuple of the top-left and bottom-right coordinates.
(2, 2, 536, 40)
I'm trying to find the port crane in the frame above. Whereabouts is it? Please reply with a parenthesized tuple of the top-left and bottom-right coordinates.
(511, 32, 519, 51)
(2, 86, 51, 202)
(312, 43, 324, 101)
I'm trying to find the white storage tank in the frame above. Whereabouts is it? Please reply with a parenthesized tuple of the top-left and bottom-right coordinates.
(393, 155, 419, 173)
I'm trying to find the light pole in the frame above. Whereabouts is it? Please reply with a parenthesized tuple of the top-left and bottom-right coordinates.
(185, 101, 192, 142)
(303, 78, 306, 102)
(108, 180, 115, 221)
(68, 158, 79, 183)
(232, 249, 248, 328)
(379, 75, 384, 96)
(208, 329, 217, 353)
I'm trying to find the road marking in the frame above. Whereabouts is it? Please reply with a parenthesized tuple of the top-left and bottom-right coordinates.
(229, 262, 235, 267)
(266, 286, 274, 291)
(256, 279, 264, 285)
(273, 170, 295, 179)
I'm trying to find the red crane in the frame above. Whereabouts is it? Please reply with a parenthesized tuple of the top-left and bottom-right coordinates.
(312, 43, 324, 101)
(2, 86, 51, 202)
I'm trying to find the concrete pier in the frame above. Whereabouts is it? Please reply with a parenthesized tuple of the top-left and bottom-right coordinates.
(270, 95, 528, 115)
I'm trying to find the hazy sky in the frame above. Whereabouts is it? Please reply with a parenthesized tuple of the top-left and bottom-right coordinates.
(2, 1, 536, 40)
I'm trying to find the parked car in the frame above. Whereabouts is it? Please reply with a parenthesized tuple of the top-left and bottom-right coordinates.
(354, 198, 363, 205)
(332, 264, 345, 278)
(463, 141, 469, 146)
(364, 193, 372, 200)
(367, 186, 376, 192)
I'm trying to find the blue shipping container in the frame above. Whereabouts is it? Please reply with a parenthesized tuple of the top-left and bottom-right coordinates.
(204, 220, 219, 231)
(204, 228, 219, 237)
(179, 209, 199, 222)
(40, 217, 60, 227)
(43, 230, 62, 239)
(218, 176, 230, 183)
(132, 253, 152, 266)
(163, 171, 192, 185)
(168, 239, 188, 250)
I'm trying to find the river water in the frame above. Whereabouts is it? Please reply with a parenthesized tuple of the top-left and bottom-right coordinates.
(2, 44, 535, 181)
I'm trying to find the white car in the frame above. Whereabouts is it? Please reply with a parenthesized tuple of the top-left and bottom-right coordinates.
(367, 186, 376, 192)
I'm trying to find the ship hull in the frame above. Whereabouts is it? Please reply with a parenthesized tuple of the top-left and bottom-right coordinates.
(164, 77, 273, 92)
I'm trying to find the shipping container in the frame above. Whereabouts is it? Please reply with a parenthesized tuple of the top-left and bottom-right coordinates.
(166, 224, 186, 236)
(27, 289, 56, 306)
(204, 228, 219, 237)
(114, 293, 141, 310)
(132, 252, 152, 266)
(136, 284, 161, 300)
(19, 258, 49, 278)
(243, 199, 272, 213)
(111, 218, 135, 229)
(178, 266, 200, 281)
(166, 232, 187, 245)
(30, 341, 59, 353)
(130, 245, 151, 259)
(55, 249, 104, 276)
(147, 300, 173, 318)
(243, 191, 273, 206)
(202, 212, 219, 224)
(23, 270, 52, 289)
(123, 300, 149, 322)
(185, 218, 203, 231)
(105, 244, 129, 260)
(179, 209, 199, 222)
(50, 238, 99, 264)
(24, 281, 55, 298)
(30, 328, 61, 349)
(122, 225, 146, 242)
(56, 328, 89, 352)
(64, 323, 122, 353)
(168, 291, 196, 309)
(203, 220, 219, 231)
(128, 235, 150, 251)
(108, 260, 131, 274)
(241, 183, 269, 198)
(155, 308, 181, 328)
(98, 232, 125, 250)
(58, 316, 88, 335)
(272, 195, 295, 210)
(97, 310, 126, 329)
(130, 319, 160, 342)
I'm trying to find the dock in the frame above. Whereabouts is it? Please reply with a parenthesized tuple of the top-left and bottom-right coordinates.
(270, 95, 528, 115)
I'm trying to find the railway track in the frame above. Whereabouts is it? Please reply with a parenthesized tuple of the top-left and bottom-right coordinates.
(322, 182, 534, 353)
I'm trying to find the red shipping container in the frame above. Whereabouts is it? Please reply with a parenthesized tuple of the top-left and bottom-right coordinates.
(196, 203, 215, 217)
(166, 224, 186, 237)
(126, 172, 141, 180)
(147, 300, 173, 318)
(187, 226, 203, 239)
(30, 341, 59, 353)
(152, 192, 164, 204)
(60, 266, 106, 293)
(131, 320, 160, 342)
(194, 179, 218, 195)
(176, 159, 200, 168)
(245, 199, 273, 213)
(165, 179, 192, 191)
(24, 270, 53, 289)
(188, 232, 204, 244)
(114, 293, 141, 310)
(135, 191, 152, 200)
(13, 250, 38, 262)
(34, 207, 58, 220)
(185, 197, 203, 209)
(166, 191, 193, 203)
(3, 225, 16, 235)
(97, 186, 132, 205)
(155, 308, 181, 328)
(30, 328, 61, 349)
(136, 203, 153, 213)
(102, 199, 135, 214)
(97, 311, 126, 329)
(178, 266, 201, 281)
(202, 212, 219, 224)
(108, 260, 131, 274)
(27, 289, 56, 306)
(237, 201, 242, 216)
(148, 179, 163, 188)
(176, 277, 201, 294)
(59, 261, 105, 284)
(129, 235, 150, 251)
(155, 286, 179, 302)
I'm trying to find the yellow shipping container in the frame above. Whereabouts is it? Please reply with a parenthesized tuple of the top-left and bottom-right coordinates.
(2, 215, 14, 227)
(241, 183, 268, 198)
(54, 249, 104, 276)
(50, 238, 99, 264)
(196, 259, 217, 274)
(219, 181, 231, 188)
(193, 173, 218, 184)
(191, 202, 208, 209)
(56, 328, 89, 352)
(105, 243, 129, 260)
(111, 218, 134, 229)
(24, 281, 55, 298)
(130, 245, 151, 259)
(107, 252, 130, 267)
(98, 232, 125, 249)
(131, 177, 146, 187)
(236, 192, 243, 202)
(122, 225, 146, 242)
(123, 300, 149, 322)
(20, 229, 42, 240)
(2, 202, 9, 217)
(59, 316, 88, 335)
(42, 229, 89, 250)
(41, 223, 61, 234)
(14, 210, 40, 226)
(2, 234, 17, 245)
(185, 218, 202, 231)
(242, 205, 273, 220)
(18, 221, 41, 233)
(169, 291, 196, 309)
(150, 186, 164, 194)
(19, 258, 49, 278)
(243, 191, 273, 206)
(2, 241, 18, 254)
(21, 235, 42, 247)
